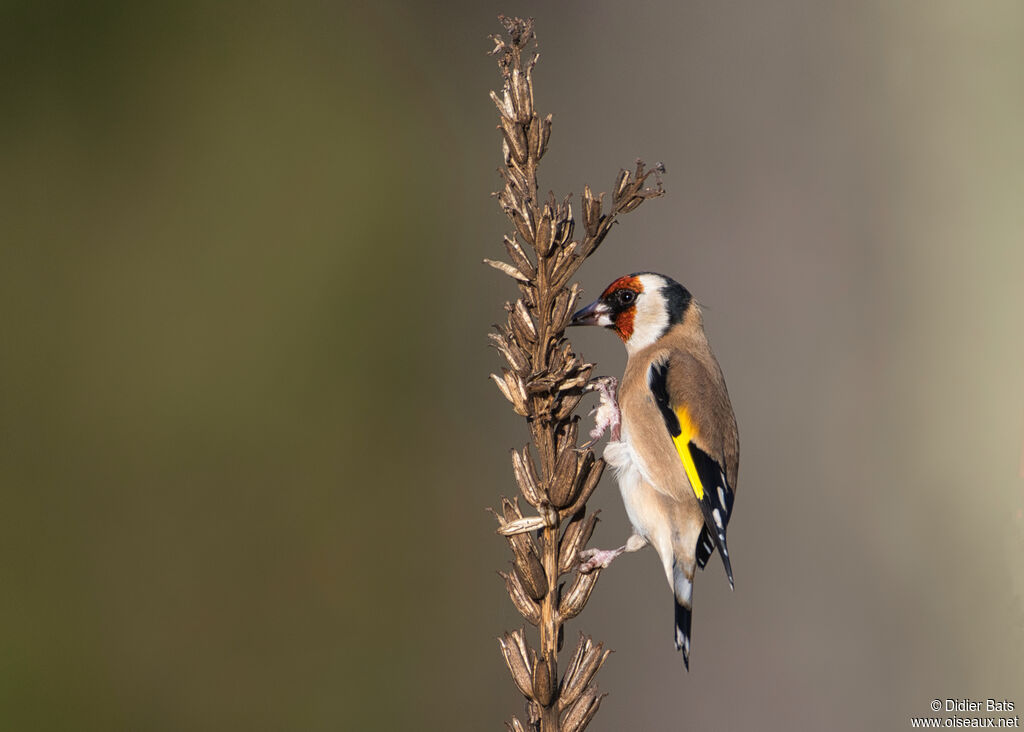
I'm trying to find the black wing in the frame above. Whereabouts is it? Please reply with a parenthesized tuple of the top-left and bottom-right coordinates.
(649, 361, 736, 587)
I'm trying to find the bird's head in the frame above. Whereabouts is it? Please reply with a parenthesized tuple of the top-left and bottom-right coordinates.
(570, 272, 692, 354)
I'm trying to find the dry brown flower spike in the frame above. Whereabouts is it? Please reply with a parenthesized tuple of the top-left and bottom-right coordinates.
(486, 16, 665, 732)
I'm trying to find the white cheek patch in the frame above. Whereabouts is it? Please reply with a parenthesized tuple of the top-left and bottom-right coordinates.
(624, 276, 671, 354)
(627, 309, 669, 353)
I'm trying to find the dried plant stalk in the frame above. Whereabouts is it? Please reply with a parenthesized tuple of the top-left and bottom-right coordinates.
(486, 16, 664, 731)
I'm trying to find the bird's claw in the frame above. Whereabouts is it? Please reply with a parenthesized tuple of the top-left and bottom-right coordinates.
(577, 547, 621, 574)
(583, 376, 621, 445)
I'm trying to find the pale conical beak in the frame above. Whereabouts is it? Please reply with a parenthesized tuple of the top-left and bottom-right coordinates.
(570, 300, 611, 327)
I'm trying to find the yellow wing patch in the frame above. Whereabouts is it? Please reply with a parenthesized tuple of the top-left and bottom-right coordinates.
(671, 407, 705, 501)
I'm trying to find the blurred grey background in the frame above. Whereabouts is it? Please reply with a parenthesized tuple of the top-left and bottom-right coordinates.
(2, 1, 1023, 730)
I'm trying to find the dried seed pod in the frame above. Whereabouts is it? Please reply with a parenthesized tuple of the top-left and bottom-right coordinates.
(570, 450, 596, 499)
(512, 68, 536, 121)
(532, 652, 556, 707)
(513, 206, 535, 244)
(560, 640, 609, 708)
(548, 289, 571, 335)
(561, 450, 593, 511)
(538, 114, 552, 157)
(501, 498, 545, 557)
(558, 372, 591, 392)
(550, 239, 576, 275)
(526, 115, 542, 160)
(508, 299, 537, 347)
(561, 634, 585, 692)
(492, 369, 529, 416)
(619, 195, 644, 214)
(512, 448, 544, 506)
(546, 342, 566, 377)
(490, 88, 515, 120)
(506, 346, 531, 375)
(486, 329, 509, 350)
(518, 283, 537, 311)
(513, 299, 536, 336)
(500, 495, 526, 528)
(506, 532, 544, 586)
(491, 371, 516, 405)
(554, 391, 584, 421)
(503, 234, 536, 279)
(559, 567, 599, 620)
(558, 511, 598, 575)
(498, 630, 535, 697)
(613, 168, 631, 203)
(560, 457, 604, 518)
(558, 362, 593, 391)
(504, 497, 546, 601)
(534, 205, 555, 256)
(497, 184, 515, 213)
(524, 446, 545, 502)
(507, 370, 529, 414)
(555, 419, 578, 454)
(581, 185, 602, 237)
(513, 551, 548, 601)
(523, 63, 537, 120)
(498, 516, 548, 536)
(561, 687, 605, 732)
(500, 569, 542, 625)
(505, 718, 527, 732)
(484, 258, 529, 282)
(550, 250, 582, 290)
(489, 333, 530, 376)
(526, 373, 558, 394)
(558, 341, 577, 369)
(548, 445, 579, 508)
(550, 283, 580, 333)
(554, 200, 574, 247)
(500, 116, 528, 165)
(500, 164, 529, 198)
(560, 634, 591, 701)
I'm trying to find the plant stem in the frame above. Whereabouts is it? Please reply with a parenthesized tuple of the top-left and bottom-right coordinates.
(487, 16, 664, 732)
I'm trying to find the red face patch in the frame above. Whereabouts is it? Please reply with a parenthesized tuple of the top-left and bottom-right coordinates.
(600, 275, 643, 300)
(600, 276, 644, 342)
(614, 308, 635, 342)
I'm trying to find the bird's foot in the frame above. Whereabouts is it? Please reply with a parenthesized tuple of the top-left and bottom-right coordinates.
(577, 547, 624, 574)
(578, 533, 648, 573)
(579, 376, 621, 449)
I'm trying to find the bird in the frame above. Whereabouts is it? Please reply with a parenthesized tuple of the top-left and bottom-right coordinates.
(569, 272, 739, 669)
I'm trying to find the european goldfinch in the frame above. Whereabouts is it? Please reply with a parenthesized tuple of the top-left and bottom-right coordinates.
(570, 272, 739, 669)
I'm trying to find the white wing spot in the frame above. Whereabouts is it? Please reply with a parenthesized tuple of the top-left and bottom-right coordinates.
(713, 508, 723, 528)
(717, 486, 726, 508)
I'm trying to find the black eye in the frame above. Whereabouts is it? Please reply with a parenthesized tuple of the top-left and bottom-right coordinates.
(619, 290, 636, 305)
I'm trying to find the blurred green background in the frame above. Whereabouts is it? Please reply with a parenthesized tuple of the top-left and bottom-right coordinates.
(2, 1, 1023, 730)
